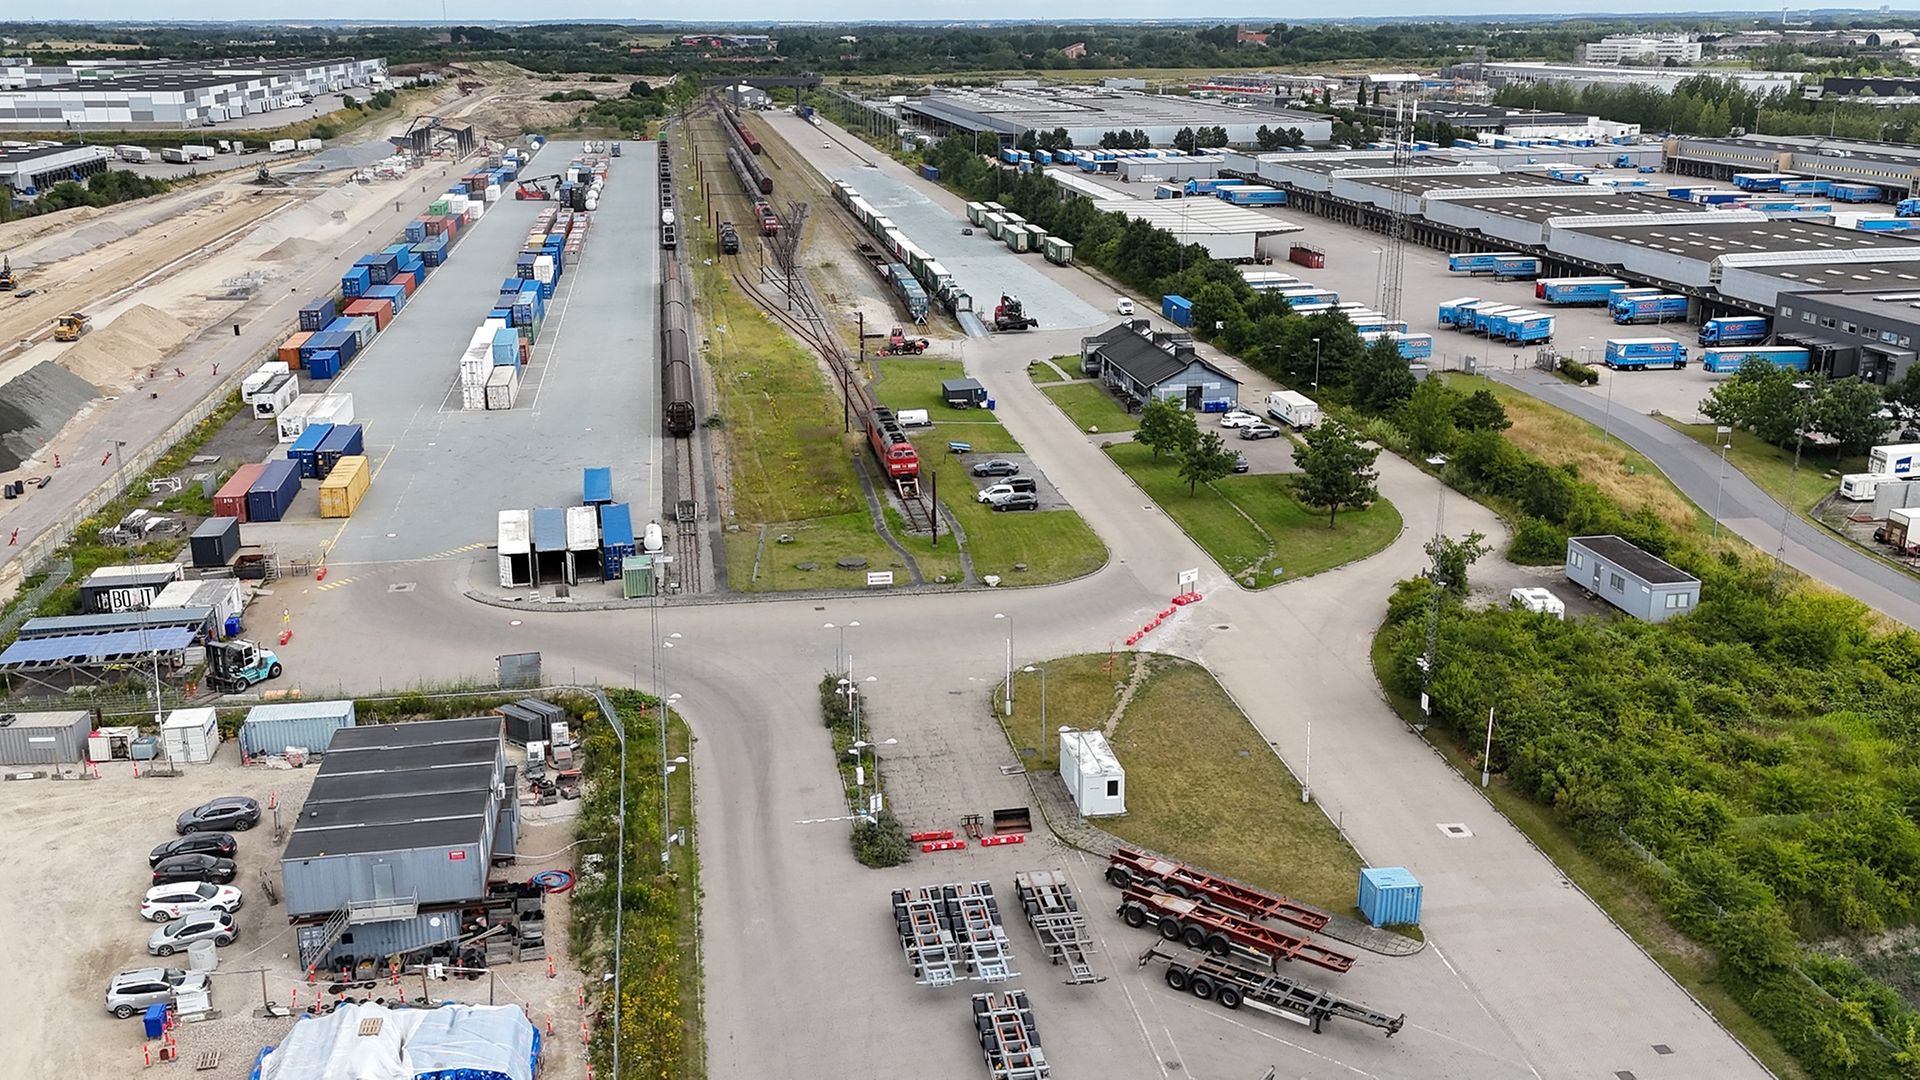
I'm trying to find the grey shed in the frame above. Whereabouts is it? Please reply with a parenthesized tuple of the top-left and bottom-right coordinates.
(1564, 535, 1701, 623)
(0, 710, 92, 766)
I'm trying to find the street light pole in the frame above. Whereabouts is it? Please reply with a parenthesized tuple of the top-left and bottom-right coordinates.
(1311, 337, 1322, 391)
(1712, 427, 1731, 540)
(1480, 706, 1495, 788)
(1023, 665, 1046, 755)
(995, 612, 1012, 716)
(1775, 381, 1816, 576)
(1600, 368, 1616, 447)
(1302, 719, 1312, 804)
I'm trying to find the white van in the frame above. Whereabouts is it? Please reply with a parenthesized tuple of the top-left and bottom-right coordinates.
(1116, 297, 1134, 316)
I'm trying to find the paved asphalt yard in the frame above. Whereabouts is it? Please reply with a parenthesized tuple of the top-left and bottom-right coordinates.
(239, 140, 664, 586)
(244, 112, 1781, 1080)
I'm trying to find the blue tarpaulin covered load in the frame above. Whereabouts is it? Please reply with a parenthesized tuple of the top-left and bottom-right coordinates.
(251, 1002, 539, 1080)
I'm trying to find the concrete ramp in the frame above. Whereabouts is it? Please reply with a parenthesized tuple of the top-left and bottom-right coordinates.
(958, 310, 990, 339)
(0, 361, 99, 473)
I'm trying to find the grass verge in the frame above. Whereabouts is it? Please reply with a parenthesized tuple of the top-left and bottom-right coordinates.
(1044, 382, 1138, 435)
(723, 512, 912, 593)
(574, 690, 704, 1080)
(999, 653, 1361, 914)
(1029, 355, 1092, 382)
(1366, 633, 1808, 1080)
(1106, 441, 1400, 587)
(1659, 417, 1864, 516)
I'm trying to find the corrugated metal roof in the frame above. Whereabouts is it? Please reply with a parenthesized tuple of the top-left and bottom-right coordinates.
(0, 627, 194, 667)
(18, 607, 212, 638)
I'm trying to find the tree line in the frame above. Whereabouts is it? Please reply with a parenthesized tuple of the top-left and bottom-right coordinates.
(0, 169, 170, 223)
(1495, 71, 1920, 143)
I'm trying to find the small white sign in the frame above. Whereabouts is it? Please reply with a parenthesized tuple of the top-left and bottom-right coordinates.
(866, 571, 894, 588)
(1177, 567, 1200, 588)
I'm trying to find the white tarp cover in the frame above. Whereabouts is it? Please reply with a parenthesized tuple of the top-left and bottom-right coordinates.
(256, 1002, 534, 1080)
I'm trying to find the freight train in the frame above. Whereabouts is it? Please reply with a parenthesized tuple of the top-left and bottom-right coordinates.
(660, 146, 677, 249)
(863, 406, 920, 492)
(662, 256, 696, 437)
(723, 104, 763, 155)
(728, 146, 773, 197)
(753, 197, 781, 235)
(830, 179, 972, 316)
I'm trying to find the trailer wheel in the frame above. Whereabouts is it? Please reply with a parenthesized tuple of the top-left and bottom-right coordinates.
(1164, 965, 1189, 991)
(1216, 986, 1243, 1010)
(1189, 975, 1216, 1001)
(1105, 867, 1130, 888)
(1158, 918, 1184, 942)
(1182, 925, 1208, 949)
(1122, 904, 1147, 929)
(1166, 884, 1192, 900)
(1205, 933, 1231, 957)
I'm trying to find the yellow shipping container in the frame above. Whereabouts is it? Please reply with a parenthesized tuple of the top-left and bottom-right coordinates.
(318, 454, 370, 518)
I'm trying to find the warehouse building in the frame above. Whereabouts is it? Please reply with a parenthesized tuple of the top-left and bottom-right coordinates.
(1355, 101, 1639, 142)
(1581, 34, 1703, 65)
(1665, 134, 1920, 199)
(1566, 535, 1701, 623)
(1469, 61, 1802, 97)
(283, 716, 517, 971)
(0, 56, 385, 129)
(0, 143, 111, 192)
(897, 85, 1330, 150)
(1773, 288, 1920, 385)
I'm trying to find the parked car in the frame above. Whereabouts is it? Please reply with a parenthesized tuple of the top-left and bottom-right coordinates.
(148, 910, 237, 956)
(151, 853, 238, 886)
(105, 967, 208, 1019)
(176, 796, 260, 834)
(141, 882, 243, 923)
(993, 493, 1041, 512)
(976, 478, 1039, 504)
(1239, 423, 1284, 440)
(149, 833, 237, 867)
(970, 459, 1021, 477)
(1233, 454, 1250, 474)
(1219, 410, 1260, 428)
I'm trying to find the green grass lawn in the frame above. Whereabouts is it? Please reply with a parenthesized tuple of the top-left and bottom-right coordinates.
(1107, 442, 1400, 586)
(724, 512, 914, 593)
(874, 358, 1022, 453)
(999, 654, 1361, 914)
(1367, 636, 1807, 1080)
(1660, 417, 1865, 516)
(1029, 355, 1092, 382)
(1044, 382, 1139, 435)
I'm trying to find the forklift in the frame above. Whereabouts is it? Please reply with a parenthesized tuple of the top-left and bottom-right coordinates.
(204, 639, 284, 693)
(53, 312, 91, 342)
(0, 256, 16, 291)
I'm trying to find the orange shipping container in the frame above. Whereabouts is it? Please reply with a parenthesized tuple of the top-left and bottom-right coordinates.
(343, 298, 392, 331)
(279, 331, 313, 368)
(392, 271, 417, 296)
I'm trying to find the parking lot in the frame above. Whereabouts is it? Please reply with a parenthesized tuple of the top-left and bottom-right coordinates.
(965, 453, 1070, 510)
(0, 744, 589, 1080)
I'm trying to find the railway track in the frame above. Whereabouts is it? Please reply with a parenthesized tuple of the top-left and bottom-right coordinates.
(670, 435, 704, 593)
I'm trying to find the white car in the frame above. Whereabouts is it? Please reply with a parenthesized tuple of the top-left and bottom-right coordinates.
(141, 882, 243, 923)
(1218, 411, 1261, 428)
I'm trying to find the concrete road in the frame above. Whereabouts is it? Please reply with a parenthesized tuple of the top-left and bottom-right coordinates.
(256, 114, 1774, 1079)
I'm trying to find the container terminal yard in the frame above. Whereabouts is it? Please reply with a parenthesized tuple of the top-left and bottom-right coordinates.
(4, 56, 1920, 1080)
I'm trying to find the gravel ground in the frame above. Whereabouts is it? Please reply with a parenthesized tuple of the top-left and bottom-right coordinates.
(0, 744, 589, 1080)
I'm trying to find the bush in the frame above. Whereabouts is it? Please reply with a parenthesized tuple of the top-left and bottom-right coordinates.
(1507, 517, 1567, 563)
(851, 809, 913, 867)
(542, 89, 598, 102)
(1559, 356, 1600, 385)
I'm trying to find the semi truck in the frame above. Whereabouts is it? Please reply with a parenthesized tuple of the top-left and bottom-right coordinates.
(1699, 316, 1769, 346)
(1869, 443, 1920, 475)
(1471, 304, 1525, 335)
(1447, 251, 1526, 274)
(1359, 331, 1433, 359)
(1538, 276, 1628, 305)
(1828, 182, 1882, 203)
(1613, 294, 1690, 324)
(1700, 346, 1810, 374)
(1731, 172, 1792, 191)
(1489, 310, 1554, 344)
(1491, 255, 1541, 280)
(1899, 198, 1920, 217)
(1604, 337, 1688, 370)
(1437, 297, 1480, 327)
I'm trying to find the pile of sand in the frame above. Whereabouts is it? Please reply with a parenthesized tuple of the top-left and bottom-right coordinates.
(55, 304, 195, 389)
(0, 361, 99, 472)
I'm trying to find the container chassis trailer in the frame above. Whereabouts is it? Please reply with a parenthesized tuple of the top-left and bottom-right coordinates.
(892, 881, 1019, 986)
(1013, 869, 1103, 986)
(1136, 943, 1404, 1037)
(972, 990, 1049, 1079)
(1106, 846, 1331, 933)
(1115, 886, 1356, 974)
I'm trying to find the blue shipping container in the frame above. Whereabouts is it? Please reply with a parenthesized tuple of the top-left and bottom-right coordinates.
(404, 221, 427, 243)
(1162, 294, 1193, 327)
(305, 350, 340, 381)
(354, 252, 398, 285)
(413, 235, 449, 267)
(299, 298, 338, 332)
(287, 423, 334, 479)
(531, 508, 567, 553)
(341, 266, 372, 298)
(583, 467, 613, 506)
(366, 284, 406, 314)
(1358, 867, 1423, 928)
(492, 328, 519, 366)
(245, 460, 302, 523)
(1702, 347, 1811, 374)
(599, 503, 635, 579)
(314, 423, 364, 479)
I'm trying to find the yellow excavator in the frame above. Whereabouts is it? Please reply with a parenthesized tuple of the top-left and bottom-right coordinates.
(0, 256, 15, 291)
(53, 312, 90, 342)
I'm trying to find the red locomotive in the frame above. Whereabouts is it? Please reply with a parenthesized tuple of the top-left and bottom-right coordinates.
(864, 406, 920, 482)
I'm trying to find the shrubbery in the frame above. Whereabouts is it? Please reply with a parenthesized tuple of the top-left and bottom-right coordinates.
(1558, 356, 1600, 385)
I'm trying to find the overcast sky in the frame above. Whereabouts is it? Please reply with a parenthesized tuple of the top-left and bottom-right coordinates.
(17, 4, 1827, 23)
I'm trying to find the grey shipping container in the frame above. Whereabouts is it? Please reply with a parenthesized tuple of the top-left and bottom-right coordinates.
(492, 703, 546, 746)
(190, 517, 241, 569)
(0, 710, 91, 766)
(298, 909, 460, 970)
(239, 700, 358, 757)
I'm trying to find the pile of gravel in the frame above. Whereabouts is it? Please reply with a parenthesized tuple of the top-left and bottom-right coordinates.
(0, 361, 100, 472)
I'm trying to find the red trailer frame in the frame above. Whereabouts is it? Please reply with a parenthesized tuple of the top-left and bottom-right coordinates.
(1106, 847, 1330, 932)
(1116, 887, 1355, 975)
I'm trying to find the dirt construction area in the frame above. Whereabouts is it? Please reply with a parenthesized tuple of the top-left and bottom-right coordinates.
(0, 750, 589, 1080)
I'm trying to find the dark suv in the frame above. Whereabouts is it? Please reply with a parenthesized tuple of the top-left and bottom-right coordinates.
(993, 493, 1040, 512)
(175, 796, 260, 835)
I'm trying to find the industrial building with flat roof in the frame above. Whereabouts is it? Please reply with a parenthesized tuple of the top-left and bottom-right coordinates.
(0, 142, 111, 192)
(1774, 288, 1920, 385)
(0, 55, 385, 129)
(1468, 61, 1803, 96)
(1356, 101, 1639, 141)
(1665, 134, 1920, 198)
(897, 85, 1331, 149)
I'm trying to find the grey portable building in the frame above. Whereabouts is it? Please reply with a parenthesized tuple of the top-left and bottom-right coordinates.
(239, 700, 357, 757)
(189, 517, 241, 569)
(941, 378, 988, 407)
(0, 710, 91, 766)
(78, 563, 184, 614)
(1565, 535, 1701, 623)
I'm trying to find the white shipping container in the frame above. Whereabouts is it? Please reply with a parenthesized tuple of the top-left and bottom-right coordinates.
(308, 393, 355, 428)
(161, 707, 221, 764)
(269, 139, 295, 153)
(116, 145, 153, 163)
(485, 364, 520, 410)
(565, 505, 599, 552)
(461, 384, 488, 411)
(249, 376, 300, 419)
(498, 509, 531, 586)
(241, 362, 291, 398)
(296, 138, 323, 151)
(151, 578, 245, 625)
(485, 184, 502, 203)
(183, 145, 216, 160)
(276, 394, 318, 442)
(1265, 390, 1321, 429)
(159, 148, 190, 164)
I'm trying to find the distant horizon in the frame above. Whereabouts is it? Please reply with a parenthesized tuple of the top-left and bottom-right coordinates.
(7, 7, 1920, 27)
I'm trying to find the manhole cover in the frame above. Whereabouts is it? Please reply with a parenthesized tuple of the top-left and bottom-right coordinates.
(1438, 823, 1473, 838)
(1211, 623, 1232, 631)
(387, 583, 416, 593)
(1652, 1045, 1673, 1056)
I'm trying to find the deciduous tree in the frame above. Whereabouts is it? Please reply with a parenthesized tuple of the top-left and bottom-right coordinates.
(1295, 419, 1380, 527)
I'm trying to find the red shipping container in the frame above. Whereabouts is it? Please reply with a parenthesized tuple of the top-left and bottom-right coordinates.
(519, 339, 531, 363)
(279, 332, 313, 369)
(213, 463, 268, 523)
(343, 298, 393, 331)
(392, 271, 417, 296)
(425, 218, 446, 236)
